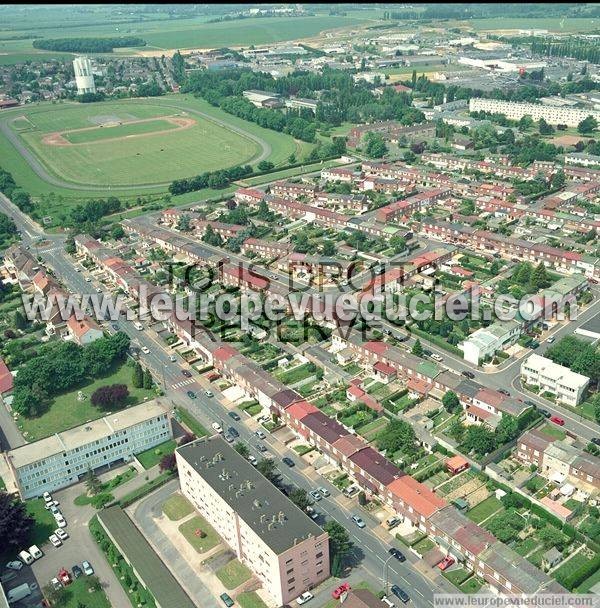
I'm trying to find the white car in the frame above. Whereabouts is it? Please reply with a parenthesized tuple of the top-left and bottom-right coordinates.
(28, 545, 42, 560)
(42, 492, 52, 503)
(55, 515, 67, 528)
(430, 353, 443, 362)
(169, 354, 177, 362)
(49, 534, 62, 548)
(248, 455, 257, 466)
(44, 500, 59, 510)
(84, 277, 92, 282)
(296, 592, 314, 605)
(55, 528, 68, 541)
(18, 550, 33, 565)
(49, 505, 60, 515)
(211, 422, 223, 434)
(5, 561, 23, 571)
(82, 561, 94, 576)
(141, 346, 150, 354)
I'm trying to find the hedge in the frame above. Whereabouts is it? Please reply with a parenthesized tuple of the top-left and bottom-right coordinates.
(557, 553, 600, 590)
(116, 471, 177, 508)
(530, 503, 564, 530)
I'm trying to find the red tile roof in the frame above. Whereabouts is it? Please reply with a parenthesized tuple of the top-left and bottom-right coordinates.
(364, 341, 389, 356)
(286, 401, 319, 421)
(213, 344, 239, 363)
(467, 404, 494, 420)
(387, 476, 447, 518)
(373, 361, 397, 376)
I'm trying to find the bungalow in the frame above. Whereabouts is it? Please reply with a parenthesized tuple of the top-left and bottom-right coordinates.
(446, 455, 470, 476)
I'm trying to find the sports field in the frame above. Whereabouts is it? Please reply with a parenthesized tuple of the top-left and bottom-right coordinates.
(11, 100, 265, 187)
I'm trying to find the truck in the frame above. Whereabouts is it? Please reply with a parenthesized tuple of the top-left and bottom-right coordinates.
(7, 583, 31, 604)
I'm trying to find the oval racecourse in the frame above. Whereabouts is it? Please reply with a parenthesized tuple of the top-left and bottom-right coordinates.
(0, 97, 283, 189)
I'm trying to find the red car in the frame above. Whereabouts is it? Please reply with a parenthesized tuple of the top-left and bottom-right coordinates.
(332, 583, 351, 599)
(550, 416, 565, 426)
(438, 556, 455, 571)
(58, 568, 72, 586)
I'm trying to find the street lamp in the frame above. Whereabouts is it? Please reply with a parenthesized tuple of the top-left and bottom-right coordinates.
(383, 554, 396, 596)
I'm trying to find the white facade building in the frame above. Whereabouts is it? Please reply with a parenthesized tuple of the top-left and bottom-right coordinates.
(469, 98, 600, 127)
(6, 399, 171, 499)
(461, 320, 521, 365)
(176, 437, 330, 607)
(73, 56, 96, 95)
(521, 354, 590, 406)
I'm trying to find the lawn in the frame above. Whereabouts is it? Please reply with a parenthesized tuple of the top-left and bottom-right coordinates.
(515, 536, 540, 557)
(178, 515, 220, 554)
(162, 494, 194, 521)
(443, 568, 472, 587)
(63, 118, 179, 144)
(554, 551, 595, 583)
(413, 537, 436, 555)
(59, 577, 111, 608)
(579, 566, 600, 593)
(460, 577, 483, 594)
(175, 406, 209, 438)
(215, 559, 252, 590)
(275, 363, 316, 385)
(136, 439, 177, 470)
(236, 591, 268, 608)
(17, 360, 156, 441)
(466, 496, 504, 524)
(539, 424, 567, 440)
(357, 418, 388, 441)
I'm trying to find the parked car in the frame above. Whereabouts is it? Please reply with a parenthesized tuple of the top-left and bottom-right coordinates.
(182, 369, 192, 378)
(546, 336, 555, 343)
(44, 500, 59, 510)
(58, 569, 72, 586)
(296, 592, 314, 605)
(211, 422, 223, 434)
(351, 515, 366, 528)
(220, 593, 234, 607)
(591, 438, 600, 446)
(223, 433, 234, 444)
(332, 583, 351, 599)
(29, 545, 42, 560)
(169, 354, 177, 362)
(530, 341, 540, 349)
(438, 556, 455, 571)
(55, 515, 67, 528)
(309, 490, 322, 502)
(498, 389, 510, 396)
(550, 416, 565, 426)
(72, 565, 83, 579)
(18, 550, 33, 565)
(82, 561, 94, 576)
(255, 430, 266, 440)
(389, 548, 406, 562)
(430, 353, 443, 362)
(282, 457, 295, 467)
(49, 505, 60, 515)
(204, 390, 214, 398)
(461, 370, 475, 379)
(248, 455, 257, 466)
(256, 443, 267, 453)
(391, 585, 409, 603)
(228, 411, 241, 422)
(228, 427, 239, 438)
(318, 487, 330, 497)
(306, 506, 319, 520)
(385, 517, 402, 530)
(381, 597, 396, 608)
(5, 561, 23, 571)
(55, 529, 68, 541)
(49, 534, 62, 548)
(141, 346, 150, 355)
(525, 400, 536, 407)
(43, 492, 52, 503)
(51, 577, 62, 591)
(540, 409, 551, 418)
(343, 485, 359, 498)
(187, 391, 197, 399)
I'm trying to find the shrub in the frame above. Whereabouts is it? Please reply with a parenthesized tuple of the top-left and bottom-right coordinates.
(91, 384, 129, 410)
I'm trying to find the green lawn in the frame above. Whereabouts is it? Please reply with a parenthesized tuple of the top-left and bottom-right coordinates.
(74, 466, 137, 505)
(175, 406, 209, 438)
(236, 591, 269, 608)
(63, 118, 179, 144)
(275, 363, 316, 385)
(579, 566, 600, 593)
(59, 576, 111, 608)
(178, 515, 220, 554)
(443, 568, 472, 587)
(215, 559, 252, 590)
(18, 360, 156, 441)
(460, 577, 484, 594)
(466, 496, 504, 524)
(137, 439, 177, 470)
(413, 537, 436, 555)
(554, 551, 595, 583)
(539, 424, 567, 440)
(162, 494, 194, 521)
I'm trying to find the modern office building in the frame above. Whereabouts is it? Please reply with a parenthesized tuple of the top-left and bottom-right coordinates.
(176, 437, 330, 606)
(5, 399, 171, 499)
(469, 98, 600, 127)
(521, 354, 590, 406)
(73, 56, 96, 95)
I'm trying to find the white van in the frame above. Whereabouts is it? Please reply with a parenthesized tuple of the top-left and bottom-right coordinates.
(134, 322, 143, 330)
(7, 583, 31, 604)
(28, 545, 42, 560)
(430, 353, 443, 362)
(17, 550, 33, 565)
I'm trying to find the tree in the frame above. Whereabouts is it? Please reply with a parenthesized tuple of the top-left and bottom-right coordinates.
(389, 235, 407, 254)
(84, 469, 102, 496)
(538, 118, 554, 135)
(13, 309, 27, 330)
(65, 237, 76, 255)
(177, 215, 191, 232)
(551, 169, 565, 190)
(178, 432, 195, 446)
(321, 240, 336, 256)
(363, 132, 387, 158)
(111, 225, 125, 240)
(234, 442, 249, 459)
(289, 487, 312, 511)
(202, 224, 224, 247)
(0, 491, 33, 553)
(143, 368, 154, 389)
(90, 384, 129, 410)
(578, 115, 598, 134)
(486, 509, 526, 543)
(442, 390, 460, 413)
(257, 160, 274, 172)
(256, 458, 278, 483)
(412, 339, 423, 357)
(324, 520, 353, 576)
(159, 453, 177, 472)
(132, 362, 143, 388)
(461, 426, 496, 457)
(531, 262, 550, 289)
(518, 115, 534, 132)
(376, 419, 417, 456)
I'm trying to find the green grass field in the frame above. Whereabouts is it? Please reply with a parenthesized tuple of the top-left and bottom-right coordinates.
(62, 117, 179, 144)
(466, 496, 504, 524)
(179, 515, 220, 554)
(17, 360, 157, 441)
(162, 494, 194, 521)
(215, 559, 252, 590)
(137, 439, 177, 470)
(237, 592, 269, 608)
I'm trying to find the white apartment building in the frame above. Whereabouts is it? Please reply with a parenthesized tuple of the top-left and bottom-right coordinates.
(521, 354, 590, 406)
(564, 152, 600, 168)
(73, 56, 96, 95)
(469, 98, 600, 128)
(176, 437, 330, 606)
(461, 320, 521, 365)
(6, 399, 171, 499)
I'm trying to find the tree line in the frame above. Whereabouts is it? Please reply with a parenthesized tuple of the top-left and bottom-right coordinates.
(169, 164, 253, 196)
(33, 36, 146, 53)
(0, 166, 33, 213)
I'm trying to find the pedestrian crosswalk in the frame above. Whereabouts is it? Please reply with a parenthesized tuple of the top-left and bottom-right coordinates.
(171, 378, 196, 389)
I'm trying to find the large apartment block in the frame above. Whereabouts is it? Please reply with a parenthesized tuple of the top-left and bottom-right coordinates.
(176, 437, 330, 606)
(521, 354, 590, 406)
(5, 399, 172, 499)
(469, 98, 600, 128)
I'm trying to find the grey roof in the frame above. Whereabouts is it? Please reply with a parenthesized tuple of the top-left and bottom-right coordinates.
(177, 437, 324, 554)
(455, 379, 480, 399)
(97, 507, 196, 608)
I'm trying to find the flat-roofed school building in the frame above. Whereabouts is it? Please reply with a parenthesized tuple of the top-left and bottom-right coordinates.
(176, 436, 330, 606)
(5, 399, 172, 499)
